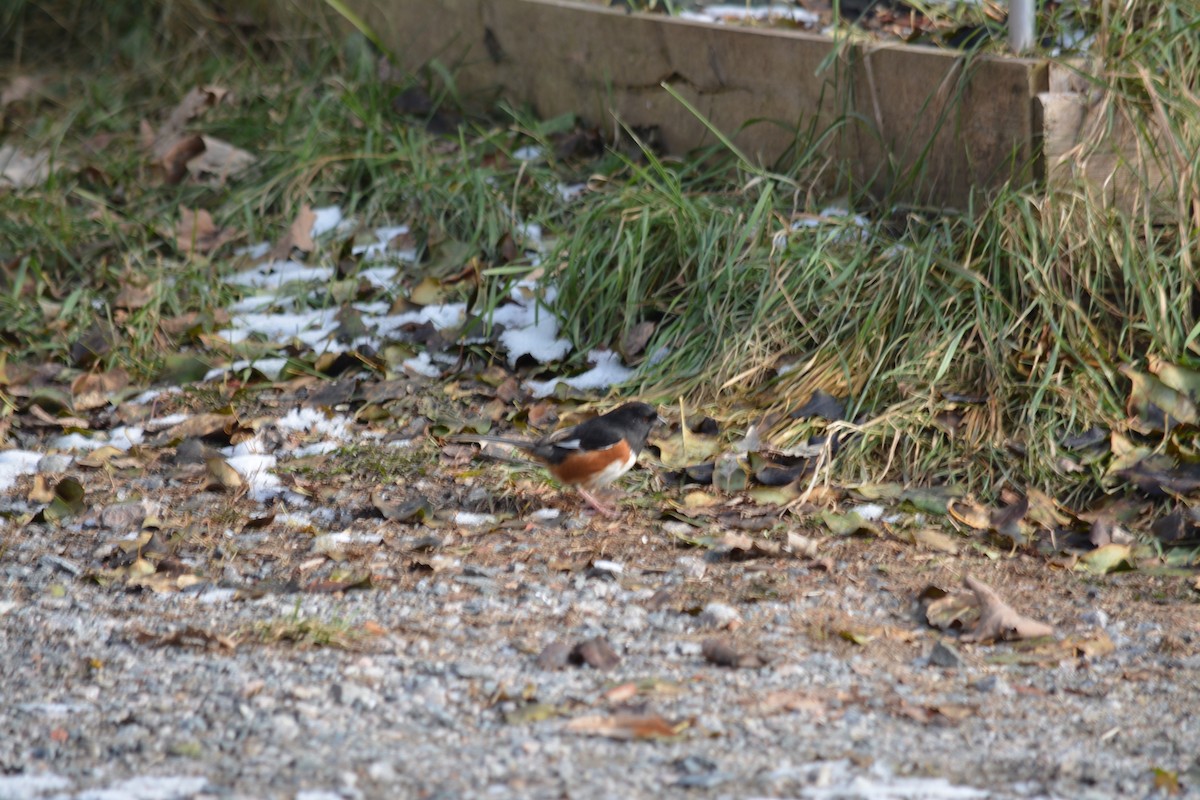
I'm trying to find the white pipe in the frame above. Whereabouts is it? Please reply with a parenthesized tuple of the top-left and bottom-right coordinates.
(1009, 0, 1036, 53)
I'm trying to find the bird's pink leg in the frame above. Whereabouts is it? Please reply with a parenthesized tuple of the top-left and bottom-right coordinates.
(577, 487, 617, 517)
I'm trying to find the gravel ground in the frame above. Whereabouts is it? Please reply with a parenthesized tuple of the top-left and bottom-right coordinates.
(3, 464, 1200, 800)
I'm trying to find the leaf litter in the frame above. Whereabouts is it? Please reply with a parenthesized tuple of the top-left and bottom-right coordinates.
(2, 147, 1199, 798)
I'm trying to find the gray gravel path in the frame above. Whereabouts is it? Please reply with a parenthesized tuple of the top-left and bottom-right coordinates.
(3, 514, 1199, 800)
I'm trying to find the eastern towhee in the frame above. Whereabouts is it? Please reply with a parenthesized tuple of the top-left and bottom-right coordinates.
(452, 402, 661, 516)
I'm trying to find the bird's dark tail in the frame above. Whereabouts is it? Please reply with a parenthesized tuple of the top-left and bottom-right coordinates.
(445, 434, 536, 451)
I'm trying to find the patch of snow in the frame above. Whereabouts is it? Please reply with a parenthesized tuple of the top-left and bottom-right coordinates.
(277, 408, 352, 440)
(310, 206, 343, 238)
(374, 224, 409, 242)
(75, 775, 210, 800)
(17, 701, 93, 717)
(353, 301, 391, 316)
(225, 259, 334, 290)
(372, 303, 468, 338)
(852, 503, 886, 521)
(197, 587, 237, 604)
(0, 450, 45, 492)
(228, 294, 282, 313)
(224, 453, 281, 502)
(455, 512, 498, 527)
(143, 413, 191, 432)
(131, 387, 180, 405)
(0, 772, 72, 798)
(234, 240, 272, 259)
(402, 352, 443, 378)
(525, 350, 633, 398)
(680, 4, 819, 25)
(499, 311, 572, 367)
(50, 427, 143, 453)
(292, 441, 341, 458)
(556, 182, 588, 202)
(218, 308, 339, 348)
(354, 266, 402, 288)
(512, 145, 543, 162)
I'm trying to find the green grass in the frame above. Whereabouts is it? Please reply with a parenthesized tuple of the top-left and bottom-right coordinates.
(2, 0, 1197, 512)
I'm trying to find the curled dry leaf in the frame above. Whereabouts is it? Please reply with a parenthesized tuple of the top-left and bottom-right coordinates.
(959, 575, 1054, 644)
(569, 636, 621, 670)
(565, 713, 683, 740)
(701, 637, 770, 669)
(1121, 364, 1198, 433)
(205, 457, 244, 490)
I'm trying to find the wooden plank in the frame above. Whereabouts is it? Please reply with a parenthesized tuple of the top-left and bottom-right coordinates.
(346, 0, 1047, 207)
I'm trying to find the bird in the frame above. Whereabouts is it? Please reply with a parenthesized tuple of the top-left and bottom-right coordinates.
(450, 402, 662, 517)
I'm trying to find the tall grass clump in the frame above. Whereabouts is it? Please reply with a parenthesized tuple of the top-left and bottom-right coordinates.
(553, 0, 1198, 501)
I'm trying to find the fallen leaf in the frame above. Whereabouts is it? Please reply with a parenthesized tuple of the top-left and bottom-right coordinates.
(205, 457, 244, 490)
(187, 135, 255, 182)
(1121, 364, 1198, 432)
(1149, 355, 1200, 402)
(76, 445, 126, 468)
(651, 430, 721, 469)
(565, 713, 684, 740)
(925, 588, 977, 631)
(175, 208, 237, 256)
(959, 575, 1054, 644)
(748, 690, 827, 718)
(701, 637, 770, 668)
(35, 477, 87, 524)
(912, 528, 960, 554)
(619, 321, 656, 360)
(132, 626, 237, 651)
(1077, 543, 1134, 574)
(114, 282, 157, 311)
(570, 637, 621, 670)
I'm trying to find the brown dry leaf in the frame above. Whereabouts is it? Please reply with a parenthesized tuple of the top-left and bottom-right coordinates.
(70, 368, 130, 411)
(27, 404, 91, 430)
(895, 699, 975, 725)
(175, 208, 237, 256)
(960, 575, 1054, 644)
(565, 713, 684, 740)
(1064, 631, 1116, 659)
(602, 683, 640, 704)
(748, 690, 828, 718)
(27, 474, 55, 504)
(570, 637, 621, 670)
(620, 321, 656, 360)
(277, 204, 316, 256)
(159, 134, 206, 184)
(205, 457, 244, 490)
(156, 412, 239, 443)
(76, 445, 126, 468)
(947, 498, 991, 529)
(1121, 364, 1199, 432)
(187, 135, 255, 182)
(925, 590, 979, 631)
(114, 282, 157, 311)
(133, 625, 237, 651)
(143, 86, 222, 155)
(912, 528, 960, 554)
(701, 637, 770, 668)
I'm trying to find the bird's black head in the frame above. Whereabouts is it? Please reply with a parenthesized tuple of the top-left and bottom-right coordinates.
(605, 402, 662, 452)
